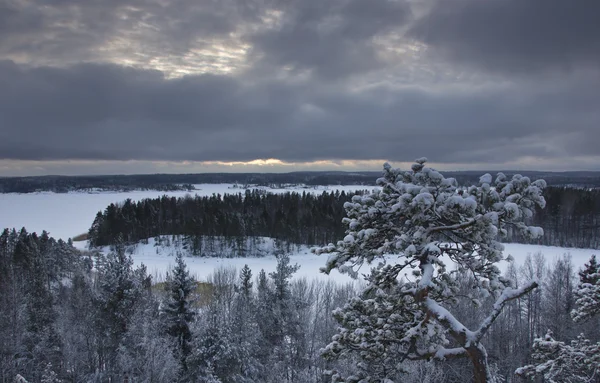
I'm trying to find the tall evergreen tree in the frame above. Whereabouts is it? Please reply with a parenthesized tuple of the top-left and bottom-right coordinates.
(230, 264, 264, 381)
(572, 255, 600, 323)
(94, 242, 148, 377)
(516, 331, 600, 382)
(22, 238, 63, 381)
(579, 254, 600, 285)
(163, 252, 196, 373)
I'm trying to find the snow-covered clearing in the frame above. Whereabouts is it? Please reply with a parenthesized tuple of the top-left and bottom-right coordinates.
(73, 239, 597, 284)
(75, 238, 356, 283)
(0, 184, 371, 241)
(3, 184, 597, 284)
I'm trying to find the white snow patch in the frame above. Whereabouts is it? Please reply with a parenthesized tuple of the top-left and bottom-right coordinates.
(75, 238, 356, 283)
(73, 240, 598, 285)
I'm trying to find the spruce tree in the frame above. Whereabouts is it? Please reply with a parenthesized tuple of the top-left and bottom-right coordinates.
(572, 255, 600, 323)
(95, 241, 148, 376)
(238, 264, 253, 299)
(23, 240, 62, 381)
(578, 254, 600, 285)
(516, 331, 600, 382)
(231, 264, 264, 380)
(163, 251, 196, 372)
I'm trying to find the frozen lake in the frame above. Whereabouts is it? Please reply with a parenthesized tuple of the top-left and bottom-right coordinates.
(0, 184, 371, 241)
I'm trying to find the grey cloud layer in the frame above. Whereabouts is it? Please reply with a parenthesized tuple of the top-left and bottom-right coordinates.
(1, 0, 408, 73)
(1, 61, 597, 164)
(249, 0, 411, 79)
(411, 0, 600, 74)
(0, 0, 598, 168)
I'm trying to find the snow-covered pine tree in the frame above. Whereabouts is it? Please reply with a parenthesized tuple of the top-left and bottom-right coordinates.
(95, 242, 149, 377)
(230, 264, 264, 381)
(315, 158, 546, 383)
(21, 235, 63, 381)
(573, 254, 600, 342)
(515, 331, 600, 382)
(517, 254, 600, 382)
(163, 251, 196, 374)
(578, 255, 599, 285)
(572, 255, 600, 323)
(238, 264, 253, 299)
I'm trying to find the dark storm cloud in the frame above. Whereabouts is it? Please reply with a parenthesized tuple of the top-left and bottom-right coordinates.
(0, 0, 599, 171)
(249, 0, 411, 79)
(0, 61, 598, 165)
(410, 0, 600, 74)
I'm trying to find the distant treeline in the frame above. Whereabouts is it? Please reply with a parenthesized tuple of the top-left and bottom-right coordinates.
(524, 186, 600, 248)
(3, 169, 600, 193)
(88, 190, 366, 250)
(0, 174, 195, 193)
(0, 172, 375, 193)
(0, 175, 194, 193)
(88, 187, 600, 250)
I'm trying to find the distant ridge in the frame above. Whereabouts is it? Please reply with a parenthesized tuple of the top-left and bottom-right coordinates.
(2, 170, 600, 193)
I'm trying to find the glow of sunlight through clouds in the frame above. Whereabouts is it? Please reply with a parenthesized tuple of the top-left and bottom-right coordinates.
(0, 0, 599, 175)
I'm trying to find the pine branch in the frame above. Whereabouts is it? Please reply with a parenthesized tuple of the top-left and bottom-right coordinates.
(474, 281, 538, 342)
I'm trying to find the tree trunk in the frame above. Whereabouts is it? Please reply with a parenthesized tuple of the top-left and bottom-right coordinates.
(467, 344, 492, 383)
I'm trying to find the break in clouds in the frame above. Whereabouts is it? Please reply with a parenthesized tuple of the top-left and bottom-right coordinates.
(0, 0, 599, 174)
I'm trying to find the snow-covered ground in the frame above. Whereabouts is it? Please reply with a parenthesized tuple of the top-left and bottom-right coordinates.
(3, 184, 597, 284)
(0, 184, 372, 241)
(73, 239, 598, 284)
(74, 238, 355, 283)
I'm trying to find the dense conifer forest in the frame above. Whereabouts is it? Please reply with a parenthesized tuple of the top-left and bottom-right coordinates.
(87, 190, 364, 250)
(527, 187, 600, 248)
(88, 187, 600, 251)
(2, 230, 599, 381)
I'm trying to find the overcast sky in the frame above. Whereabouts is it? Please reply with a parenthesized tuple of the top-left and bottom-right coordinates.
(1, 0, 598, 176)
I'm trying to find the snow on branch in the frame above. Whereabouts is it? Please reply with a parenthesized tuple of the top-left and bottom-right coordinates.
(474, 281, 538, 342)
(571, 273, 600, 323)
(317, 159, 546, 383)
(516, 331, 600, 382)
(424, 298, 474, 343)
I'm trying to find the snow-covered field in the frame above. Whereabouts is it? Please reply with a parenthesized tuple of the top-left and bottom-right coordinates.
(73, 239, 597, 284)
(74, 238, 355, 282)
(0, 184, 371, 241)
